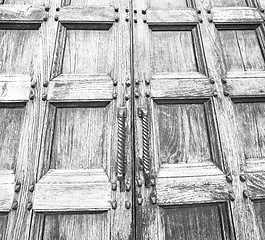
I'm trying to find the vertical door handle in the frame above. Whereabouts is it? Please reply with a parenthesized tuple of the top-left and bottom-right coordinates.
(138, 107, 151, 186)
(117, 108, 127, 181)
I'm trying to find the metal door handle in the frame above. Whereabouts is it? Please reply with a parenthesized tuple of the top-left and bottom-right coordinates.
(138, 107, 151, 186)
(117, 108, 127, 181)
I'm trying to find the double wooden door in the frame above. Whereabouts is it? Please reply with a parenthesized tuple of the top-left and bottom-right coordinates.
(0, 0, 265, 239)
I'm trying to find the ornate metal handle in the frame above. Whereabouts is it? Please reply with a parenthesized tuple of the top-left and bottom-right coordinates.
(117, 108, 127, 181)
(138, 107, 151, 186)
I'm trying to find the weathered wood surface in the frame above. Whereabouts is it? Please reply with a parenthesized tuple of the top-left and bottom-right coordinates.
(151, 78, 211, 98)
(59, 6, 115, 24)
(0, 5, 45, 23)
(212, 7, 263, 25)
(147, 9, 198, 25)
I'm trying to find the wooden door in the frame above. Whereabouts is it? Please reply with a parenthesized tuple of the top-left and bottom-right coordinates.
(0, 0, 132, 239)
(133, 0, 265, 239)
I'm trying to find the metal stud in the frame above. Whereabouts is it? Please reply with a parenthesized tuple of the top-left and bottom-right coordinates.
(135, 92, 139, 98)
(224, 91, 229, 96)
(206, 9, 211, 13)
(31, 81, 37, 88)
(113, 80, 118, 86)
(43, 81, 48, 87)
(111, 182, 117, 191)
(226, 174, 233, 183)
(210, 78, 215, 84)
(43, 17, 48, 22)
(143, 19, 147, 23)
(208, 17, 213, 23)
(14, 183, 21, 193)
(42, 93, 47, 101)
(260, 8, 265, 13)
(126, 9, 129, 12)
(125, 95, 130, 101)
(45, 6, 50, 12)
(145, 91, 150, 97)
(54, 16, 59, 21)
(213, 91, 218, 97)
(126, 182, 131, 191)
(125, 201, 131, 209)
(125, 18, 129, 22)
(145, 79, 150, 85)
(197, 10, 201, 14)
(134, 19, 138, 23)
(115, 8, 119, 12)
(142, 10, 146, 15)
(113, 93, 117, 99)
(115, 18, 119, 22)
(56, 7, 60, 11)
(29, 185, 35, 192)
(12, 201, 18, 210)
(134, 10, 137, 13)
(229, 191, 235, 201)
(29, 90, 35, 100)
(137, 197, 143, 205)
(221, 78, 227, 84)
(150, 194, 157, 204)
(27, 202, 33, 210)
(243, 190, 249, 199)
(240, 174, 246, 182)
(126, 80, 131, 87)
(137, 179, 142, 187)
(111, 201, 117, 210)
(150, 177, 155, 186)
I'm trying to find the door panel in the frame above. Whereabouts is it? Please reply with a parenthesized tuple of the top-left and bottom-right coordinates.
(134, 0, 265, 239)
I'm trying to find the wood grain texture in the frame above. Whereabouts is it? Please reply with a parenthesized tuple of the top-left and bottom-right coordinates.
(157, 175, 229, 204)
(158, 162, 223, 178)
(0, 5, 44, 23)
(164, 204, 231, 240)
(147, 0, 188, 9)
(254, 201, 265, 239)
(246, 172, 265, 198)
(0, 81, 31, 102)
(219, 30, 265, 72)
(0, 29, 40, 75)
(0, 107, 24, 170)
(151, 30, 198, 73)
(227, 78, 265, 97)
(0, 213, 8, 240)
(34, 182, 110, 211)
(42, 212, 109, 240)
(50, 106, 106, 169)
(59, 6, 115, 24)
(151, 77, 211, 98)
(48, 78, 113, 101)
(147, 9, 198, 25)
(235, 102, 265, 160)
(62, 29, 112, 74)
(63, 0, 112, 7)
(155, 103, 212, 164)
(212, 0, 247, 7)
(212, 7, 262, 25)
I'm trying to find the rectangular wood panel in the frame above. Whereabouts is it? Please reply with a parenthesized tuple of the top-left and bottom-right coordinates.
(151, 30, 198, 73)
(235, 102, 265, 160)
(0, 29, 39, 75)
(62, 29, 112, 75)
(148, 0, 188, 8)
(155, 103, 212, 164)
(0, 213, 8, 240)
(219, 29, 265, 72)
(254, 201, 265, 239)
(0, 107, 25, 170)
(51, 106, 107, 170)
(163, 203, 232, 240)
(42, 212, 109, 240)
